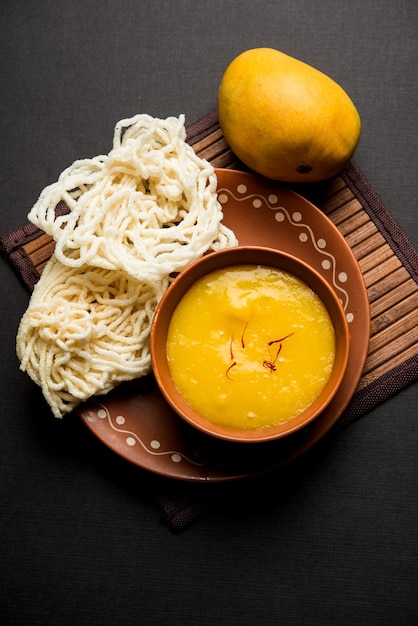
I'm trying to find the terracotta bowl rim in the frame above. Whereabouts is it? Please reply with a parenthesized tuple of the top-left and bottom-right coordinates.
(150, 245, 350, 443)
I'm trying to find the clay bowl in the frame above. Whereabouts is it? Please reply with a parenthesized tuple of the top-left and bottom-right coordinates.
(150, 246, 350, 443)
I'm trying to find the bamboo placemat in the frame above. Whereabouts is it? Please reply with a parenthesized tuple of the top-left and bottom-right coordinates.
(1, 109, 417, 531)
(1, 110, 417, 424)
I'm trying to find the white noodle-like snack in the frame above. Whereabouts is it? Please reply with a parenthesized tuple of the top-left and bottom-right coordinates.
(28, 113, 237, 281)
(18, 113, 238, 418)
(17, 254, 168, 418)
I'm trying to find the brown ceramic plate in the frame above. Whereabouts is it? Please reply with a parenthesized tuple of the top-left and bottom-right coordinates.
(76, 168, 370, 482)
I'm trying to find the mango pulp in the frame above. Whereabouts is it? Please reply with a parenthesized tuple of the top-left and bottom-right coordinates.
(166, 265, 335, 430)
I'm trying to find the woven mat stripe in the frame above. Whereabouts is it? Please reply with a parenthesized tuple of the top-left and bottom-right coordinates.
(341, 161, 418, 284)
(335, 354, 418, 429)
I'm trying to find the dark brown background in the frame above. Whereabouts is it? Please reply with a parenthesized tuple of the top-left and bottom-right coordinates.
(1, 2, 417, 624)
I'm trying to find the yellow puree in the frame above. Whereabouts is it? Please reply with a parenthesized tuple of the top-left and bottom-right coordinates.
(166, 265, 335, 430)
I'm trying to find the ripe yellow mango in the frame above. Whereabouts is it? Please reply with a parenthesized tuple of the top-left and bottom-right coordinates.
(218, 48, 361, 183)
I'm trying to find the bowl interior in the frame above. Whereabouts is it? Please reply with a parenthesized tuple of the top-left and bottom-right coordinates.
(150, 246, 350, 443)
